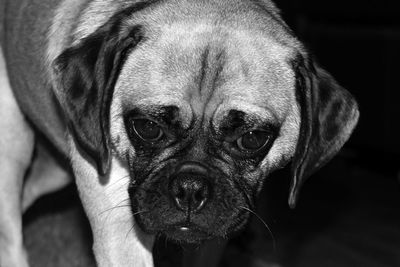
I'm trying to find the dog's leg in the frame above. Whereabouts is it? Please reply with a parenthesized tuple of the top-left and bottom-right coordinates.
(22, 142, 72, 212)
(69, 141, 155, 267)
(0, 47, 34, 267)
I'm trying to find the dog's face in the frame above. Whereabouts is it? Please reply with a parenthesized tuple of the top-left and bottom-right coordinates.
(112, 21, 299, 242)
(53, 0, 359, 244)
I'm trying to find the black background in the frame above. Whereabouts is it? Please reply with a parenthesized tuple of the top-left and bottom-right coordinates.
(275, 0, 400, 158)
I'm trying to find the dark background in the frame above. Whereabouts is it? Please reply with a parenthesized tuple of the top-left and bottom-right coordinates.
(274, 0, 400, 159)
(24, 1, 400, 267)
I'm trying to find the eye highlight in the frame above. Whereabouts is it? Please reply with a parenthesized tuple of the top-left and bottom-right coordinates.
(132, 119, 164, 141)
(236, 130, 272, 152)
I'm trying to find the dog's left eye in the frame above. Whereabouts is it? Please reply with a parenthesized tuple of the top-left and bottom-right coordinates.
(236, 130, 271, 152)
(132, 119, 164, 141)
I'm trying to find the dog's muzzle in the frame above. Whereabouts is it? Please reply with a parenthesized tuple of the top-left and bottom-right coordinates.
(131, 159, 248, 243)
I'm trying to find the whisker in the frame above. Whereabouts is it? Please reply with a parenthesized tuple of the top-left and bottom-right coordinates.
(132, 210, 148, 217)
(107, 175, 131, 189)
(125, 210, 149, 241)
(99, 198, 131, 216)
(232, 179, 255, 210)
(240, 206, 277, 253)
(99, 204, 132, 216)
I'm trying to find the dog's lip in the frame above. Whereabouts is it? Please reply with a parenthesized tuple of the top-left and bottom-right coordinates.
(169, 222, 203, 232)
(179, 226, 190, 231)
(163, 222, 211, 241)
(165, 223, 210, 239)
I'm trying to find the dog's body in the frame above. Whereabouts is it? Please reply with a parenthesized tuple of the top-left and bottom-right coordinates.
(0, 0, 359, 266)
(2, 0, 67, 153)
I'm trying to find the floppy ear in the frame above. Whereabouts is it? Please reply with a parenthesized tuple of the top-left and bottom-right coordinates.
(288, 55, 359, 208)
(53, 20, 143, 175)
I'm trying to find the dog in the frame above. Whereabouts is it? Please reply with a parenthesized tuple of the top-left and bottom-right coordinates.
(0, 0, 359, 266)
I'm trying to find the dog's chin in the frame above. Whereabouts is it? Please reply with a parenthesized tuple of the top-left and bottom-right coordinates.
(135, 211, 250, 245)
(162, 223, 213, 244)
(135, 216, 215, 244)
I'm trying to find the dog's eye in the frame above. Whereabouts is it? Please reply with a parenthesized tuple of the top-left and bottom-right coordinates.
(236, 130, 271, 152)
(132, 119, 163, 141)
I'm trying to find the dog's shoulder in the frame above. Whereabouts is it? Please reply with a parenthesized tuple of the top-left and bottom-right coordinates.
(2, 0, 72, 155)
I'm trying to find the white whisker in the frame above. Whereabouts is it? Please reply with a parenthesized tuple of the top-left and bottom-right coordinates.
(240, 206, 277, 252)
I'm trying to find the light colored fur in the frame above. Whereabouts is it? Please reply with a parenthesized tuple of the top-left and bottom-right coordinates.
(22, 143, 72, 212)
(69, 138, 154, 267)
(47, 0, 139, 69)
(46, 1, 157, 266)
(3, 0, 303, 266)
(0, 44, 33, 267)
(1, 41, 71, 267)
(111, 17, 300, 179)
(57, 1, 301, 266)
(47, 0, 88, 77)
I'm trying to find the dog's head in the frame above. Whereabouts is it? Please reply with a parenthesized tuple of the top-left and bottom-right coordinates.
(53, 0, 358, 243)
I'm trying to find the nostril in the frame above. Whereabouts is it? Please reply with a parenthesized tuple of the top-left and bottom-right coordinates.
(192, 189, 208, 211)
(194, 189, 206, 203)
(176, 187, 186, 200)
(169, 173, 211, 212)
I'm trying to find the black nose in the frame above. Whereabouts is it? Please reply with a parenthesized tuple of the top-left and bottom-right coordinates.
(169, 174, 210, 212)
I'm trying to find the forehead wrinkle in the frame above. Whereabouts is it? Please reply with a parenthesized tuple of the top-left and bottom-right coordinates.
(190, 44, 226, 120)
(142, 100, 191, 128)
(197, 45, 225, 95)
(198, 46, 210, 94)
(155, 26, 228, 124)
(119, 94, 193, 128)
(212, 100, 279, 133)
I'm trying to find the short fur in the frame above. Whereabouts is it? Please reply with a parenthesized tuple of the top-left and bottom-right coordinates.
(0, 0, 358, 266)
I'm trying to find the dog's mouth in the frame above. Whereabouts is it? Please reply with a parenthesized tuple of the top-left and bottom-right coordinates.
(133, 207, 219, 243)
(132, 207, 218, 243)
(163, 222, 212, 243)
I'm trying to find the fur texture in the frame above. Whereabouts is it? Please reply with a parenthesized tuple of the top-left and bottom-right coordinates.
(0, 0, 359, 266)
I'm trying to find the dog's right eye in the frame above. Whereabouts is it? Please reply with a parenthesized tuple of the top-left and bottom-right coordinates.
(132, 119, 164, 142)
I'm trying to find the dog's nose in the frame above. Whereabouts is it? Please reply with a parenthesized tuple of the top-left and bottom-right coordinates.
(169, 174, 210, 212)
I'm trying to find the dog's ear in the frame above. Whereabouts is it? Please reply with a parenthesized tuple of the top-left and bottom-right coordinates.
(288, 55, 359, 208)
(53, 20, 143, 175)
